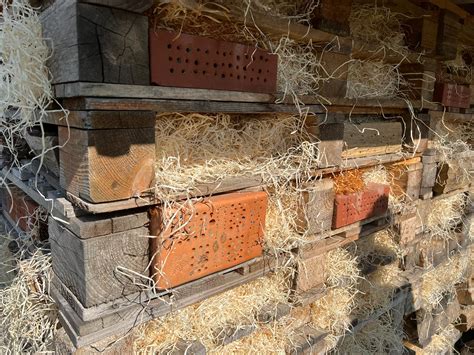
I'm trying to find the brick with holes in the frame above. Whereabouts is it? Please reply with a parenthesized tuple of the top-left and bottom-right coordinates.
(332, 183, 389, 229)
(150, 191, 268, 289)
(149, 30, 277, 94)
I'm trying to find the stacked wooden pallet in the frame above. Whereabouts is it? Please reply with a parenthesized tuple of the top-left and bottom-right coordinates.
(0, 0, 473, 353)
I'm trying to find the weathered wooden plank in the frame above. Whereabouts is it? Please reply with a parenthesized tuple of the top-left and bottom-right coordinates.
(41, 2, 149, 85)
(42, 111, 155, 129)
(341, 121, 403, 159)
(49, 217, 150, 307)
(0, 168, 77, 219)
(62, 209, 149, 239)
(59, 127, 155, 203)
(53, 82, 436, 111)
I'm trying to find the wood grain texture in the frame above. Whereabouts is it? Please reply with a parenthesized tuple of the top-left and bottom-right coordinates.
(341, 121, 403, 158)
(42, 111, 155, 129)
(59, 127, 155, 203)
(49, 217, 150, 307)
(41, 2, 149, 85)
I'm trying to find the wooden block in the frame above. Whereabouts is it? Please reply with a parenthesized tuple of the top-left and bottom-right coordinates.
(436, 10, 461, 60)
(311, 0, 352, 36)
(297, 179, 334, 235)
(402, 113, 430, 153)
(421, 162, 437, 188)
(318, 123, 343, 167)
(58, 127, 155, 203)
(294, 253, 326, 295)
(318, 51, 350, 98)
(433, 162, 470, 195)
(40, 1, 149, 85)
(340, 121, 403, 159)
(404, 14, 439, 54)
(390, 162, 423, 202)
(49, 217, 149, 307)
(396, 214, 417, 246)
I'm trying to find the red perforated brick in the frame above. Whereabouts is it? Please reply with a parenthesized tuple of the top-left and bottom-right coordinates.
(150, 191, 267, 289)
(433, 82, 470, 108)
(0, 186, 45, 238)
(149, 30, 278, 93)
(332, 183, 389, 229)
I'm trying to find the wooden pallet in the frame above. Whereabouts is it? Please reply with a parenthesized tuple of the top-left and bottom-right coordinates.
(52, 255, 278, 348)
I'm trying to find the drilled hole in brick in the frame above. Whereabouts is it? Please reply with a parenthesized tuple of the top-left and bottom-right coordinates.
(206, 62, 209, 66)
(168, 56, 173, 61)
(185, 59, 189, 63)
(177, 45, 181, 50)
(186, 47, 191, 53)
(243, 67, 247, 71)
(202, 70, 207, 75)
(197, 48, 201, 52)
(205, 49, 209, 54)
(194, 60, 199, 65)
(230, 73, 233, 77)
(228, 63, 233, 68)
(223, 51, 227, 56)
(237, 75, 241, 80)
(170, 68, 174, 73)
(221, 74, 226, 78)
(167, 44, 172, 49)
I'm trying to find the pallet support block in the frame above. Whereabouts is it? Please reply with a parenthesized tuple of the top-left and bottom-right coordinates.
(49, 217, 149, 307)
(40, 1, 149, 85)
(297, 179, 334, 235)
(310, 0, 352, 36)
(59, 126, 155, 203)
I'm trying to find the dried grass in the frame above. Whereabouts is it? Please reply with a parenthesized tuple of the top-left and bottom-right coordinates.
(309, 248, 361, 339)
(425, 193, 467, 240)
(212, 308, 308, 355)
(154, 113, 318, 200)
(419, 252, 469, 309)
(0, 234, 58, 354)
(0, 0, 67, 176)
(354, 262, 404, 318)
(346, 60, 403, 99)
(349, 2, 408, 56)
(419, 324, 459, 355)
(337, 311, 405, 354)
(135, 270, 291, 352)
(333, 169, 365, 195)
